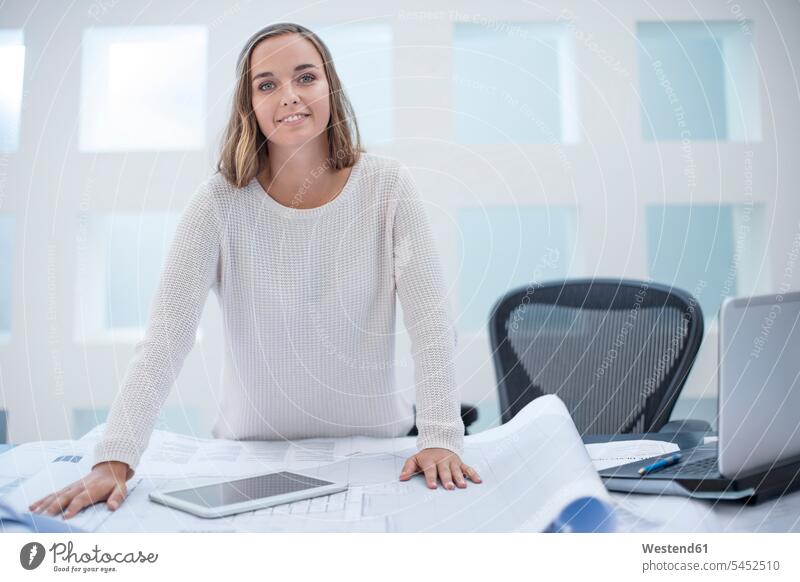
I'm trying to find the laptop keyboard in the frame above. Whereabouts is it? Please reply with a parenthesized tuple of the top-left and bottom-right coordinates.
(655, 455, 719, 477)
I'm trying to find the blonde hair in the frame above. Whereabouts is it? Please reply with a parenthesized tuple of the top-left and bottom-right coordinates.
(217, 22, 363, 188)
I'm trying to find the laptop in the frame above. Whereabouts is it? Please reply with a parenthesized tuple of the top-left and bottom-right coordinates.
(600, 290, 800, 503)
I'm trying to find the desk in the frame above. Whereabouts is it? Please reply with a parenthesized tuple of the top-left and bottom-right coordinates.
(583, 431, 709, 450)
(2, 432, 799, 532)
(611, 488, 800, 532)
(583, 433, 800, 532)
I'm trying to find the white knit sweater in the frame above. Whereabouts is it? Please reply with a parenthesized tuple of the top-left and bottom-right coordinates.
(93, 152, 464, 473)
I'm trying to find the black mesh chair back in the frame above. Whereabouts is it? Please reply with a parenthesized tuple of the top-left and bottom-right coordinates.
(489, 279, 703, 435)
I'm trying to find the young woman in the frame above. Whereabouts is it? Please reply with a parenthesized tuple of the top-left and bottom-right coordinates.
(30, 22, 480, 520)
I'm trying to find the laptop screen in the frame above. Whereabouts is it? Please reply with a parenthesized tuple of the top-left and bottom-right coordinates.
(718, 292, 800, 478)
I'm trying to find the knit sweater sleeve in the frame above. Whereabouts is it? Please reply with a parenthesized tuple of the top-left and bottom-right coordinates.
(392, 165, 464, 455)
(92, 182, 221, 476)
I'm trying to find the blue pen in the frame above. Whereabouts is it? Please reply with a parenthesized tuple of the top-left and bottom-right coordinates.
(638, 453, 683, 476)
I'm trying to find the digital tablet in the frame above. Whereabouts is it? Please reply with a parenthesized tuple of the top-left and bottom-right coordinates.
(148, 471, 348, 519)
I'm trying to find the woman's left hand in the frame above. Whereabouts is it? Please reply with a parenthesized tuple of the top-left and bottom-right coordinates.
(399, 448, 482, 490)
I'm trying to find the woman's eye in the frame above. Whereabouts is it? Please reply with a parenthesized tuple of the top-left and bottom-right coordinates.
(298, 74, 315, 83)
(258, 81, 275, 91)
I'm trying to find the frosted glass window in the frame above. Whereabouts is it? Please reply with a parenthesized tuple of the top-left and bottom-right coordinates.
(72, 406, 201, 439)
(72, 407, 109, 439)
(313, 23, 393, 146)
(79, 26, 208, 151)
(638, 22, 760, 141)
(75, 212, 180, 341)
(453, 22, 579, 144)
(0, 215, 14, 340)
(647, 204, 767, 319)
(104, 212, 180, 329)
(0, 30, 25, 152)
(458, 206, 578, 330)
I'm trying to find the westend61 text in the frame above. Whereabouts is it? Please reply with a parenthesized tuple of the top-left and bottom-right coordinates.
(642, 543, 708, 554)
(49, 542, 159, 564)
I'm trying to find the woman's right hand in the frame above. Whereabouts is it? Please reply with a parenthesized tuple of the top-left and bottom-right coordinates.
(28, 460, 131, 520)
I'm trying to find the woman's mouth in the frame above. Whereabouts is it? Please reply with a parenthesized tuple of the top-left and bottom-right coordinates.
(278, 113, 310, 126)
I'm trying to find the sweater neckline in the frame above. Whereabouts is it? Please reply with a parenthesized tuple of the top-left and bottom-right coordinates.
(249, 153, 364, 218)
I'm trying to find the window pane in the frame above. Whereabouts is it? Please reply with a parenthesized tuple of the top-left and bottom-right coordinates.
(154, 406, 202, 437)
(75, 211, 180, 340)
(646, 204, 766, 318)
(0, 214, 14, 339)
(72, 407, 109, 439)
(458, 206, 577, 330)
(638, 21, 760, 141)
(0, 30, 25, 152)
(79, 26, 207, 151)
(73, 406, 201, 439)
(313, 23, 393, 146)
(104, 212, 180, 329)
(453, 22, 578, 143)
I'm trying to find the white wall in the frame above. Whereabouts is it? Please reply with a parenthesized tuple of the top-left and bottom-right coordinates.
(1, 0, 799, 443)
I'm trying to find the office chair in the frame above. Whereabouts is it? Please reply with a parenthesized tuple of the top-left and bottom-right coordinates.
(489, 279, 704, 435)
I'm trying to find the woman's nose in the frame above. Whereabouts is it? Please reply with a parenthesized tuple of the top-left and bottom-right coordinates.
(280, 87, 299, 106)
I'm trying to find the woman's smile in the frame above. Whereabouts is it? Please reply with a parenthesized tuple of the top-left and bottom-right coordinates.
(277, 112, 311, 126)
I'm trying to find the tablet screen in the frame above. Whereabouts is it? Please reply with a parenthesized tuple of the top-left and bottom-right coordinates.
(164, 472, 335, 509)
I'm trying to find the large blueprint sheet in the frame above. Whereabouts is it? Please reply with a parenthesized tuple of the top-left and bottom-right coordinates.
(1, 396, 611, 532)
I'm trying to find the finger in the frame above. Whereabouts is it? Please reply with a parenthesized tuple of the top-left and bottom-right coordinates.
(422, 462, 438, 489)
(462, 464, 482, 483)
(29, 494, 50, 512)
(63, 482, 110, 519)
(30, 484, 74, 512)
(437, 462, 454, 490)
(47, 480, 94, 516)
(63, 492, 93, 520)
(42, 491, 76, 516)
(399, 457, 419, 481)
(440, 450, 459, 465)
(450, 461, 467, 488)
(40, 492, 69, 516)
(30, 493, 57, 513)
(106, 484, 127, 510)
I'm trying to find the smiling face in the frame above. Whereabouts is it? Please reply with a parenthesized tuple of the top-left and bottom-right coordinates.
(249, 33, 331, 151)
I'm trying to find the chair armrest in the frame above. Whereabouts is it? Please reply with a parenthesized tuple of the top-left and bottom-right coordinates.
(658, 419, 712, 433)
(460, 404, 479, 429)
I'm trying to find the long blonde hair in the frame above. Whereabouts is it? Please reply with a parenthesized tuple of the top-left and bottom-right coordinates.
(217, 22, 363, 188)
